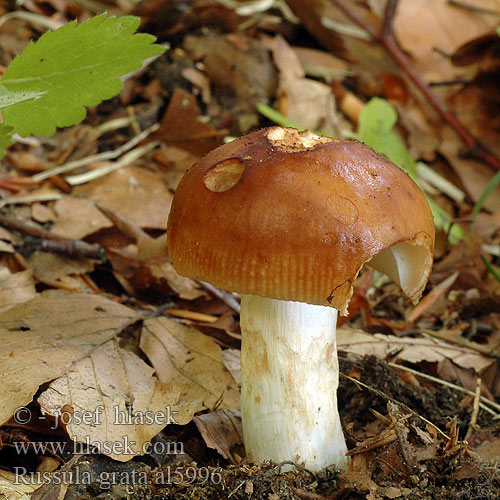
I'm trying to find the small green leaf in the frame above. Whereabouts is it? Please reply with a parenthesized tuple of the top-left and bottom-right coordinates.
(358, 97, 463, 243)
(0, 84, 46, 109)
(1, 14, 165, 137)
(0, 123, 14, 159)
(358, 97, 417, 180)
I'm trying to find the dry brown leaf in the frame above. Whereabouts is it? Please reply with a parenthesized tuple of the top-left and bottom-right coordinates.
(74, 165, 173, 231)
(155, 88, 225, 156)
(183, 34, 277, 132)
(37, 339, 186, 462)
(394, 0, 500, 85)
(337, 327, 494, 373)
(341, 453, 378, 498)
(0, 240, 14, 252)
(193, 409, 243, 463)
(0, 291, 137, 425)
(439, 128, 500, 211)
(140, 317, 240, 414)
(293, 46, 351, 80)
(472, 435, 500, 462)
(29, 252, 96, 291)
(221, 348, 241, 386)
(0, 469, 38, 500)
(271, 36, 351, 137)
(155, 145, 200, 192)
(134, 260, 205, 301)
(0, 268, 36, 313)
(31, 203, 56, 223)
(51, 196, 111, 240)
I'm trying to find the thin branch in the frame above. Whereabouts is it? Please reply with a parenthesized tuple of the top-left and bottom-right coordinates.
(387, 362, 500, 417)
(339, 370, 450, 439)
(0, 214, 106, 261)
(330, 0, 500, 171)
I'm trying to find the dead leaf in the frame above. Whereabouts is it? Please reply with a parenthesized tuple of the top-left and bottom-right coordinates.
(193, 409, 243, 463)
(337, 327, 494, 374)
(222, 348, 241, 386)
(0, 469, 38, 500)
(37, 339, 185, 462)
(31, 203, 56, 223)
(155, 88, 225, 156)
(0, 268, 36, 313)
(51, 196, 111, 240)
(439, 128, 500, 211)
(341, 453, 378, 498)
(74, 165, 173, 231)
(140, 317, 240, 413)
(133, 260, 205, 301)
(271, 36, 351, 137)
(394, 0, 500, 85)
(28, 252, 96, 291)
(0, 290, 137, 425)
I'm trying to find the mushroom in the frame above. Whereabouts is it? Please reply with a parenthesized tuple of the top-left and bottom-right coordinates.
(167, 127, 434, 472)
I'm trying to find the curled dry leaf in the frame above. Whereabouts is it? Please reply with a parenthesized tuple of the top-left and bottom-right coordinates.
(0, 469, 38, 500)
(0, 290, 137, 425)
(193, 409, 243, 463)
(271, 36, 351, 137)
(140, 317, 240, 414)
(221, 348, 241, 386)
(38, 340, 187, 462)
(155, 88, 225, 156)
(0, 268, 36, 313)
(28, 252, 97, 291)
(337, 327, 494, 374)
(393, 0, 500, 86)
(133, 260, 205, 301)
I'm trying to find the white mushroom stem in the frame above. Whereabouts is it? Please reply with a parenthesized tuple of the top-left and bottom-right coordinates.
(240, 294, 348, 472)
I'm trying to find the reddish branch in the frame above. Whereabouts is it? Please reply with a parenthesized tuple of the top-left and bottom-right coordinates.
(330, 0, 500, 171)
(0, 214, 106, 261)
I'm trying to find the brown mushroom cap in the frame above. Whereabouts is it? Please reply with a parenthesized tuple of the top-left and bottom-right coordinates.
(167, 127, 434, 315)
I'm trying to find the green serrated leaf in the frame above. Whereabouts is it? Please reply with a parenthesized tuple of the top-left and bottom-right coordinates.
(0, 14, 165, 137)
(0, 84, 46, 109)
(0, 123, 14, 159)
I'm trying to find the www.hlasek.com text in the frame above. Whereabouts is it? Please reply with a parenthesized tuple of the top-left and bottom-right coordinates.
(14, 435, 184, 457)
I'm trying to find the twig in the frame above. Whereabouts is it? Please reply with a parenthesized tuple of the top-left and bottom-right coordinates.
(37, 238, 106, 260)
(465, 377, 482, 440)
(31, 123, 160, 182)
(198, 281, 241, 314)
(0, 193, 62, 209)
(0, 214, 106, 261)
(421, 327, 498, 357)
(65, 141, 159, 186)
(329, 0, 500, 172)
(387, 362, 500, 417)
(339, 371, 450, 439)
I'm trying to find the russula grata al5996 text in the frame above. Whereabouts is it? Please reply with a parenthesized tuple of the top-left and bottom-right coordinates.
(167, 127, 434, 471)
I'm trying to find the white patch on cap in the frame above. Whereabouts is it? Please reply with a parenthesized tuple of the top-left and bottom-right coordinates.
(266, 127, 334, 152)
